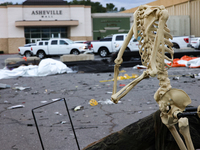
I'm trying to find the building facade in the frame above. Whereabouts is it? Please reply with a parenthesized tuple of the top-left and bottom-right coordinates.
(0, 3, 92, 54)
(91, 13, 133, 40)
(122, 0, 200, 37)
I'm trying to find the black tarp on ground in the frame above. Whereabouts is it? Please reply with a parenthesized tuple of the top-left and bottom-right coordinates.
(83, 109, 200, 150)
(63, 59, 115, 73)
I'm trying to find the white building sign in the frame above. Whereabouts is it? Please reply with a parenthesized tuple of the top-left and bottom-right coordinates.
(23, 8, 70, 20)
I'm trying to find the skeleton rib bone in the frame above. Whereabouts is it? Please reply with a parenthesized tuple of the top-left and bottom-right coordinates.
(111, 5, 195, 150)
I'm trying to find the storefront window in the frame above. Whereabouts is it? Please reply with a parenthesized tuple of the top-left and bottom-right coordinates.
(42, 33, 50, 38)
(31, 33, 40, 38)
(24, 27, 68, 44)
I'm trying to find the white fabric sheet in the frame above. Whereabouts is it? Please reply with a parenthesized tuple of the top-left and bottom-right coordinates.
(0, 58, 72, 79)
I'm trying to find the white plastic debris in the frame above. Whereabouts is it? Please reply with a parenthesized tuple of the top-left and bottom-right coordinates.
(138, 111, 143, 114)
(7, 105, 25, 109)
(106, 92, 113, 94)
(14, 86, 30, 91)
(98, 99, 122, 105)
(61, 121, 67, 124)
(54, 112, 62, 115)
(74, 105, 84, 111)
(0, 83, 11, 89)
(52, 98, 61, 101)
(41, 101, 47, 103)
(173, 76, 180, 80)
(133, 65, 147, 69)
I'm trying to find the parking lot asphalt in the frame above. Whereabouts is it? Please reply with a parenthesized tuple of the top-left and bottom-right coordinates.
(0, 54, 200, 150)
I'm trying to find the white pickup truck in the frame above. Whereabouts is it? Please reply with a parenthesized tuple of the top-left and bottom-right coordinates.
(31, 38, 91, 59)
(91, 33, 139, 57)
(18, 43, 36, 57)
(190, 37, 200, 49)
(170, 36, 190, 49)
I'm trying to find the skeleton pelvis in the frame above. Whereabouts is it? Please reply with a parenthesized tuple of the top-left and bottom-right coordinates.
(158, 88, 192, 125)
(159, 88, 191, 111)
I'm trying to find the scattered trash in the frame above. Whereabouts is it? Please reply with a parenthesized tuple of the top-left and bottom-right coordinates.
(138, 111, 143, 114)
(4, 100, 9, 104)
(52, 98, 61, 101)
(117, 73, 138, 80)
(98, 99, 122, 105)
(41, 101, 47, 103)
(119, 70, 126, 73)
(89, 99, 98, 106)
(190, 73, 200, 78)
(13, 86, 30, 91)
(173, 76, 180, 80)
(106, 92, 112, 94)
(119, 84, 126, 87)
(133, 65, 147, 69)
(31, 91, 39, 94)
(74, 105, 84, 111)
(99, 74, 138, 82)
(27, 124, 33, 126)
(146, 101, 151, 105)
(54, 112, 62, 115)
(7, 105, 25, 109)
(0, 83, 11, 89)
(61, 121, 67, 124)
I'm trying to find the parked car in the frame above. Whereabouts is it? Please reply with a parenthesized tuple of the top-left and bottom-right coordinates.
(31, 38, 92, 59)
(91, 33, 139, 57)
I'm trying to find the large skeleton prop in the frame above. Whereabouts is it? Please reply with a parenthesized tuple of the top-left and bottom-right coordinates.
(111, 5, 200, 150)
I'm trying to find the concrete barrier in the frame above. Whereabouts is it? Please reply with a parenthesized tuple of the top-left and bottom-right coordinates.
(60, 54, 94, 62)
(5, 57, 40, 65)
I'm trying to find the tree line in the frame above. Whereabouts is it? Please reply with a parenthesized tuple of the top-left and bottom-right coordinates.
(0, 0, 126, 13)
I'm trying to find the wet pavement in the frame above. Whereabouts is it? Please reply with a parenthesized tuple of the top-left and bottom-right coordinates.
(0, 54, 200, 150)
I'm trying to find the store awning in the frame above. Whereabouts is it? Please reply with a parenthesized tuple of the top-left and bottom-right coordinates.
(15, 20, 79, 27)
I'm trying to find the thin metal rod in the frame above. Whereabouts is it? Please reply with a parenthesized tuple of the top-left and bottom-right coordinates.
(177, 112, 198, 119)
(32, 109, 45, 150)
(32, 98, 80, 150)
(64, 99, 81, 150)
(32, 99, 62, 150)
(184, 107, 197, 112)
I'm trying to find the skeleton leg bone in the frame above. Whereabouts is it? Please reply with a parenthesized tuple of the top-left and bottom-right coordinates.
(167, 125, 187, 150)
(179, 118, 195, 150)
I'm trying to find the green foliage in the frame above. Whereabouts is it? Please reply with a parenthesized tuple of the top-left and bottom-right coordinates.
(106, 3, 118, 12)
(67, 0, 125, 13)
(0, 2, 13, 6)
(119, 7, 126, 12)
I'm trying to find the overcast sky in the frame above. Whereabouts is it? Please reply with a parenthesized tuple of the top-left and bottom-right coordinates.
(0, 0, 155, 10)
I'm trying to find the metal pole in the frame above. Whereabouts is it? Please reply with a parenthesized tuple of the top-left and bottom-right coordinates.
(64, 99, 81, 150)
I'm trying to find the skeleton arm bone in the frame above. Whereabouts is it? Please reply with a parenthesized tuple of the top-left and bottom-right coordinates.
(112, 24, 134, 95)
(114, 24, 134, 65)
(111, 71, 149, 103)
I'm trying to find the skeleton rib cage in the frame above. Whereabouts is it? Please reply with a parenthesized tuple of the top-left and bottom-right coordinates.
(111, 5, 197, 150)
